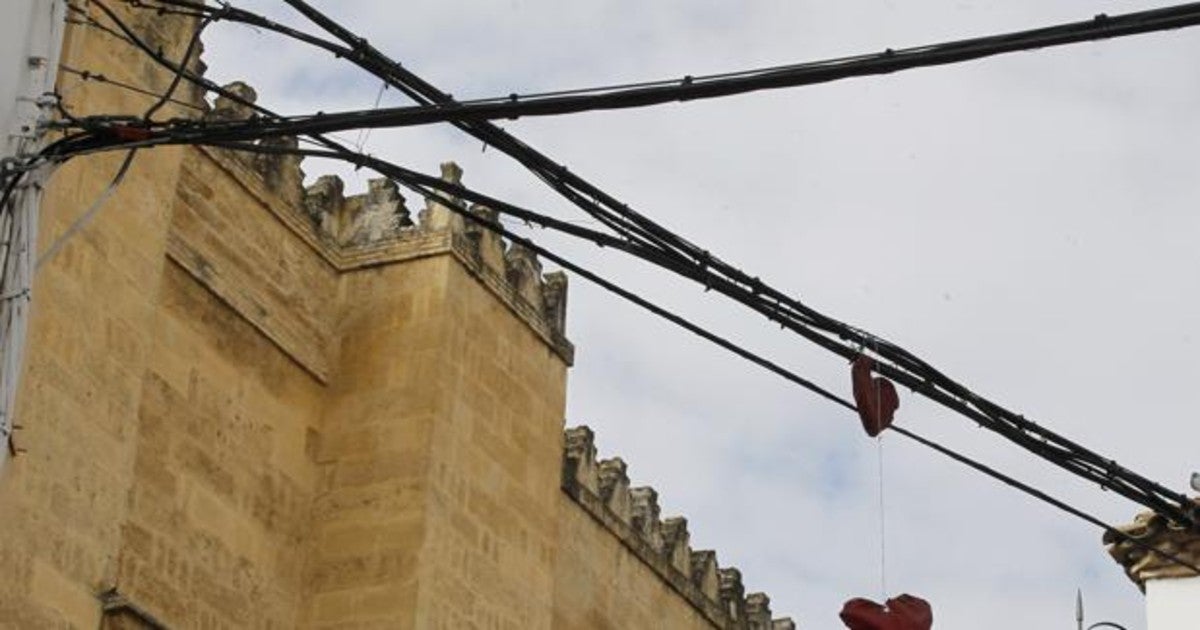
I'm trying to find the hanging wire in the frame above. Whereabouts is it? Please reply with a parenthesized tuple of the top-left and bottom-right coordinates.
(46, 0, 1200, 578)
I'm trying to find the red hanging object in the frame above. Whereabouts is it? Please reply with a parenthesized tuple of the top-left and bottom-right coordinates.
(851, 355, 899, 437)
(840, 594, 933, 630)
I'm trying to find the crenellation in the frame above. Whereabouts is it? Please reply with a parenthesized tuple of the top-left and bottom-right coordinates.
(661, 516, 692, 575)
(542, 271, 568, 336)
(208, 81, 257, 122)
(352, 177, 413, 243)
(560, 426, 793, 627)
(772, 618, 798, 630)
(504, 243, 545, 313)
(253, 136, 305, 207)
(419, 161, 466, 231)
(597, 457, 631, 523)
(691, 550, 721, 601)
(719, 567, 747, 623)
(746, 592, 772, 629)
(630, 486, 664, 552)
(563, 426, 599, 495)
(199, 109, 571, 343)
(465, 204, 506, 273)
(303, 174, 346, 241)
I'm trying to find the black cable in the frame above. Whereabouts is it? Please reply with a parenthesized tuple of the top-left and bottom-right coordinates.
(143, 9, 216, 120)
(147, 0, 1200, 127)
(262, 0, 1199, 528)
(193, 137, 1200, 577)
(77, 0, 1200, 527)
(72, 0, 1200, 535)
(59, 65, 206, 112)
(891, 425, 1200, 575)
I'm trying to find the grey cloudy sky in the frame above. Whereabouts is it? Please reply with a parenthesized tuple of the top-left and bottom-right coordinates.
(202, 2, 1200, 627)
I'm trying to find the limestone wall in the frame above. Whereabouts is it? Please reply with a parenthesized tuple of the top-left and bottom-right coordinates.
(0, 5, 795, 629)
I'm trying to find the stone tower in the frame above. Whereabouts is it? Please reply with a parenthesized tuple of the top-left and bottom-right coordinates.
(0, 4, 793, 628)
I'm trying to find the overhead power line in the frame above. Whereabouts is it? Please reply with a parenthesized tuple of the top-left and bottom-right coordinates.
(127, 0, 1200, 134)
(145, 0, 1195, 529)
(214, 138, 1200, 578)
(48, 0, 1200, 577)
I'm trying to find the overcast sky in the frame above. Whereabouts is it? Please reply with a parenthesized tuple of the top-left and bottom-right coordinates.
(201, 2, 1200, 627)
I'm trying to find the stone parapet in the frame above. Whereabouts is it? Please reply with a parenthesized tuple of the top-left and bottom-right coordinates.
(197, 81, 572, 364)
(1105, 499, 1200, 589)
(562, 426, 796, 630)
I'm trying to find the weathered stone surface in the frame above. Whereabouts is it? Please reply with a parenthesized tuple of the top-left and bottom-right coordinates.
(746, 592, 772, 629)
(663, 516, 693, 575)
(719, 567, 747, 622)
(598, 457, 631, 523)
(630, 486, 663, 551)
(559, 426, 792, 628)
(208, 80, 257, 121)
(1106, 499, 1200, 587)
(254, 136, 305, 207)
(1, 9, 790, 630)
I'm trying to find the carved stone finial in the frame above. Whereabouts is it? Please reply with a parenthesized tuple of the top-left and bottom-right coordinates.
(662, 516, 692, 575)
(209, 81, 257, 121)
(440, 161, 463, 185)
(690, 550, 720, 601)
(746, 592, 772, 630)
(542, 271, 568, 336)
(303, 175, 345, 237)
(368, 178, 412, 226)
(563, 426, 599, 494)
(505, 243, 544, 312)
(630, 487, 663, 551)
(465, 204, 505, 272)
(255, 136, 304, 206)
(719, 567, 746, 621)
(597, 457, 631, 523)
(419, 161, 465, 230)
(1105, 500, 1200, 588)
(341, 178, 411, 245)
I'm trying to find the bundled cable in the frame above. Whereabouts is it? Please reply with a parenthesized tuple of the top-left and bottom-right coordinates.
(48, 0, 1200, 573)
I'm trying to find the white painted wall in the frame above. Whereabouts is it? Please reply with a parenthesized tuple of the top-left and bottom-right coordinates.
(1146, 576, 1200, 630)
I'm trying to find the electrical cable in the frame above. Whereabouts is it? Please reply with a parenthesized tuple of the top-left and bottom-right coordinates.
(143, 9, 217, 120)
(192, 137, 1200, 577)
(63, 0, 1200, 561)
(60, 0, 1200, 527)
(59, 65, 207, 112)
(259, 0, 1200, 528)
(113, 2, 1200, 131)
(36, 150, 136, 269)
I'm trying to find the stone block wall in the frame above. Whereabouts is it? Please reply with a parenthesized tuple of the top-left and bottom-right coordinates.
(0, 6, 795, 629)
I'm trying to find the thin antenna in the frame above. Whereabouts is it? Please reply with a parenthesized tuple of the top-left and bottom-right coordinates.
(1076, 589, 1084, 630)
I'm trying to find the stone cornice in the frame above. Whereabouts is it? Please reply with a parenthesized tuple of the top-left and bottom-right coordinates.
(195, 135, 574, 366)
(1105, 500, 1200, 589)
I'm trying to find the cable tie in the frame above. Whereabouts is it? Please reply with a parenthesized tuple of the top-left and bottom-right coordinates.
(110, 125, 154, 141)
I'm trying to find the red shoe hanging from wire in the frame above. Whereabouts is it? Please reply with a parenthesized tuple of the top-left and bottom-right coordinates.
(851, 355, 899, 437)
(840, 594, 933, 630)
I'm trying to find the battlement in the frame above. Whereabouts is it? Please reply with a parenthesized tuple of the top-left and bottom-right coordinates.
(563, 426, 796, 630)
(199, 81, 571, 362)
